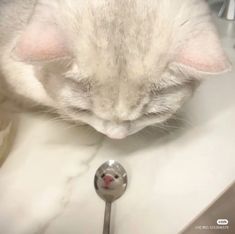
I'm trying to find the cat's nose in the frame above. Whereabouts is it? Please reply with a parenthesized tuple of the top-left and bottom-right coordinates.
(103, 175, 114, 183)
(106, 132, 127, 139)
(91, 120, 129, 139)
(105, 124, 129, 139)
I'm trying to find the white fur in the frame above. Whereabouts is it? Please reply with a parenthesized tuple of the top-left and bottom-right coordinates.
(0, 0, 231, 138)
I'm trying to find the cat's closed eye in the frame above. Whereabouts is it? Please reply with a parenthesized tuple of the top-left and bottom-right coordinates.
(68, 106, 91, 114)
(143, 112, 161, 118)
(65, 77, 91, 94)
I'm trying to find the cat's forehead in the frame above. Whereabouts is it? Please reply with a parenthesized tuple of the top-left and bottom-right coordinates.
(61, 0, 171, 81)
(73, 51, 168, 85)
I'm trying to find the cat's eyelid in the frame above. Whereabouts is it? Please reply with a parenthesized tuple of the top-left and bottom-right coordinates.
(151, 82, 177, 92)
(68, 106, 91, 113)
(65, 76, 92, 93)
(64, 75, 80, 83)
(64, 73, 85, 81)
(64, 70, 90, 82)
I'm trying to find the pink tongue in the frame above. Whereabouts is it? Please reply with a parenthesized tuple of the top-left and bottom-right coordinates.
(103, 175, 113, 187)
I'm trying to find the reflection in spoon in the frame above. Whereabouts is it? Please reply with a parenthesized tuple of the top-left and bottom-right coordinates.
(94, 160, 128, 234)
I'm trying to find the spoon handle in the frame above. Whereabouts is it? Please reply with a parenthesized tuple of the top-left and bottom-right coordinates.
(103, 201, 112, 234)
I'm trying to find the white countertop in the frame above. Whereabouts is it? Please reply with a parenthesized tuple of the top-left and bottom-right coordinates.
(0, 13, 235, 234)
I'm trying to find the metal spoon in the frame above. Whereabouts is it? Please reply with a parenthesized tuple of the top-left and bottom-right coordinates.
(94, 160, 128, 234)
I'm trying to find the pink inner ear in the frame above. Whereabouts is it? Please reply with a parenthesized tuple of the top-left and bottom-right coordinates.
(177, 31, 231, 74)
(14, 23, 69, 62)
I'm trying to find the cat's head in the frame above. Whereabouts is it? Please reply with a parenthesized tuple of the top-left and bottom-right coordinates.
(13, 0, 231, 139)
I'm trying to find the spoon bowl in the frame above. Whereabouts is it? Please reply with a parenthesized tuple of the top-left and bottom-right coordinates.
(94, 160, 128, 202)
(94, 160, 128, 234)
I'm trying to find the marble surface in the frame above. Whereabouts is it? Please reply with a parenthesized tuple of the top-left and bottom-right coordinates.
(0, 13, 235, 234)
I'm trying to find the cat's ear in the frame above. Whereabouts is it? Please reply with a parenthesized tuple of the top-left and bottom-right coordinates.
(171, 28, 231, 75)
(12, 3, 70, 62)
(12, 24, 70, 62)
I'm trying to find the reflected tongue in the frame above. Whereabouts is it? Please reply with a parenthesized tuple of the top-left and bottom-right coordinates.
(103, 175, 114, 187)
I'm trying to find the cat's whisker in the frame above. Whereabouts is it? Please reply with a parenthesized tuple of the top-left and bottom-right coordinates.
(34, 108, 61, 116)
(148, 124, 172, 133)
(60, 122, 86, 131)
(169, 115, 194, 127)
(151, 120, 186, 132)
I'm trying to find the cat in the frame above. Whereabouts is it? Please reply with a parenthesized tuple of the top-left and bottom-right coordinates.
(0, 0, 231, 139)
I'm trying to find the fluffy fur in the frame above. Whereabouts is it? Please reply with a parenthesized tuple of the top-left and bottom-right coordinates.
(0, 0, 231, 139)
(0, 99, 15, 166)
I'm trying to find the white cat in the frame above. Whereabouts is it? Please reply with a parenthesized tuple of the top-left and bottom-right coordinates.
(0, 0, 231, 140)
(0, 1, 232, 234)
